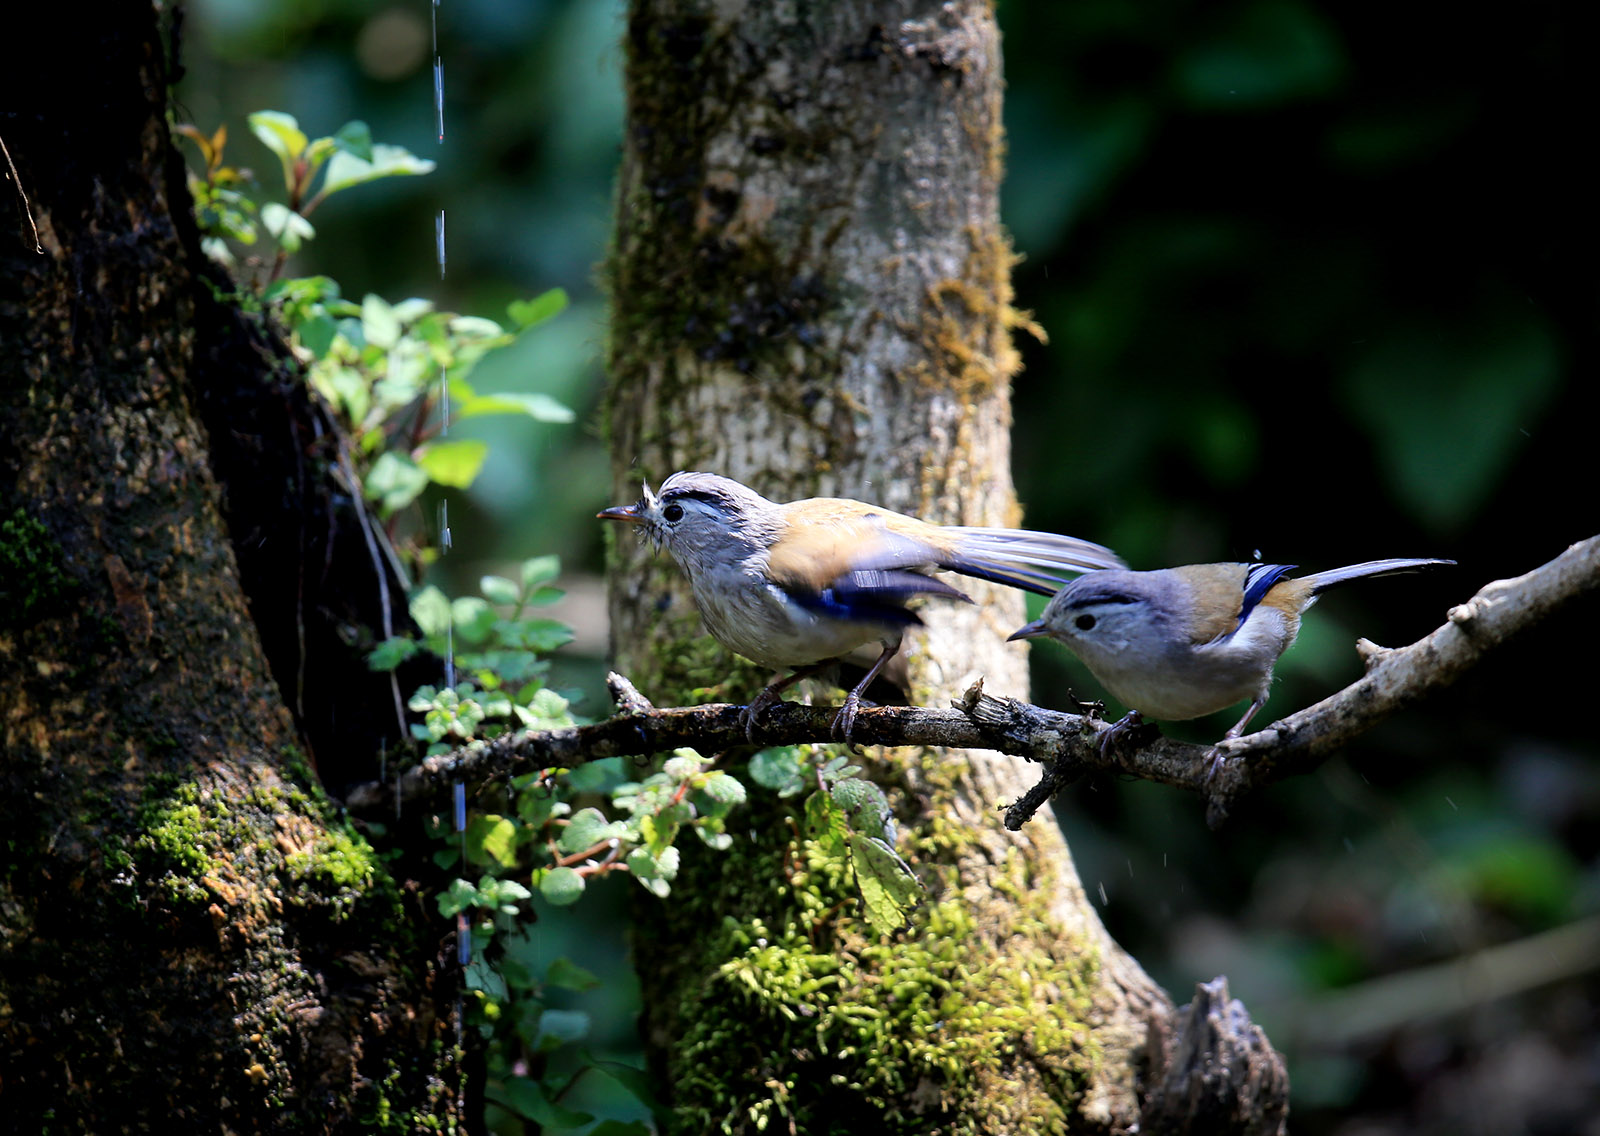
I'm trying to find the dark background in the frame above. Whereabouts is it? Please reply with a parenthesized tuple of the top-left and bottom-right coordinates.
(176, 1, 1598, 1131)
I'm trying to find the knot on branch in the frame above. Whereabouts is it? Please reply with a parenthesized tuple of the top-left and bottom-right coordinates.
(1139, 977, 1289, 1136)
(1354, 636, 1392, 670)
(1447, 599, 1486, 630)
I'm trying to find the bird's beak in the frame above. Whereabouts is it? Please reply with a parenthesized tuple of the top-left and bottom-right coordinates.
(1007, 619, 1047, 642)
(596, 503, 645, 524)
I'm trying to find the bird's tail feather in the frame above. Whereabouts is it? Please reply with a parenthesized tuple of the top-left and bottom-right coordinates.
(944, 529, 1125, 596)
(1305, 558, 1455, 594)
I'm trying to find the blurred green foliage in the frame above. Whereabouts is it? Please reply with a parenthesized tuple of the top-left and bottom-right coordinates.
(178, 0, 1597, 1132)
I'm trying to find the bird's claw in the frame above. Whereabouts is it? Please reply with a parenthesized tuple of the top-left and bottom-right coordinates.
(830, 693, 863, 746)
(742, 688, 782, 743)
(1096, 710, 1147, 758)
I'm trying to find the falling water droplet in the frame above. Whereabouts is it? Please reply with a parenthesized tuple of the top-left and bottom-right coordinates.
(434, 59, 445, 142)
(444, 619, 455, 689)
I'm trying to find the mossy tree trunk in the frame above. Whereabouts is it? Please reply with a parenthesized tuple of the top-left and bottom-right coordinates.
(603, 2, 1211, 1131)
(0, 6, 458, 1130)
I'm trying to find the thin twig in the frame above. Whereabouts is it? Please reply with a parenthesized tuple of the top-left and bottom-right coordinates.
(2, 132, 44, 254)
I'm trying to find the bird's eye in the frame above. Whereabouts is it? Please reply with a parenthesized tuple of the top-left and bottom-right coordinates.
(662, 503, 684, 523)
(1074, 614, 1097, 631)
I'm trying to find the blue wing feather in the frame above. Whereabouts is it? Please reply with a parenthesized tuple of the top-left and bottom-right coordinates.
(785, 569, 971, 626)
(1236, 563, 1297, 630)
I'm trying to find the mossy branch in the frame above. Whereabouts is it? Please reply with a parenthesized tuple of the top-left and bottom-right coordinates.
(343, 536, 1599, 828)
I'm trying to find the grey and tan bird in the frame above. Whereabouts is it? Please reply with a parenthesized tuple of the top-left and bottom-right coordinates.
(599, 472, 1125, 739)
(1009, 558, 1454, 749)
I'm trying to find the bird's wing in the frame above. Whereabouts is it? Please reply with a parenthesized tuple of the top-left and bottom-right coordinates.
(767, 509, 969, 625)
(1167, 562, 1298, 644)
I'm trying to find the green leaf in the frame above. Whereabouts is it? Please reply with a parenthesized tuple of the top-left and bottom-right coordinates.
(415, 439, 488, 490)
(500, 617, 574, 653)
(583, 1054, 665, 1115)
(465, 956, 507, 1000)
(748, 747, 810, 797)
(804, 789, 848, 857)
(492, 879, 532, 903)
(360, 293, 402, 350)
(296, 314, 338, 359)
(521, 555, 561, 590)
(516, 786, 568, 829)
(539, 866, 585, 906)
(265, 273, 341, 307)
(698, 770, 747, 808)
(849, 833, 921, 935)
(831, 776, 895, 844)
(247, 110, 307, 184)
(367, 636, 419, 671)
(320, 142, 437, 197)
(508, 288, 569, 329)
(454, 390, 576, 423)
(390, 297, 435, 324)
(450, 596, 498, 644)
(545, 956, 603, 992)
(480, 575, 520, 606)
(365, 451, 430, 514)
(303, 132, 338, 174)
(662, 750, 705, 781)
(409, 586, 453, 638)
(626, 845, 681, 883)
(693, 827, 732, 851)
(332, 119, 374, 162)
(559, 807, 625, 854)
(528, 687, 572, 719)
(449, 315, 505, 339)
(437, 877, 478, 917)
(476, 815, 519, 870)
(259, 202, 315, 253)
(488, 1076, 594, 1128)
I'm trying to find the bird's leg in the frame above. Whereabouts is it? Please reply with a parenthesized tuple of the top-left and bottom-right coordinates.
(1222, 697, 1264, 741)
(1097, 710, 1147, 757)
(1207, 696, 1266, 781)
(831, 641, 900, 743)
(742, 661, 833, 742)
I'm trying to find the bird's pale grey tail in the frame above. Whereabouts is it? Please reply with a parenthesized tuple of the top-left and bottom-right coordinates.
(1304, 558, 1455, 594)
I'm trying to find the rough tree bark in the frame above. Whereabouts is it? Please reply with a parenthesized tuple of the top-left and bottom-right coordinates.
(603, 1, 1284, 1131)
(0, 7, 457, 1130)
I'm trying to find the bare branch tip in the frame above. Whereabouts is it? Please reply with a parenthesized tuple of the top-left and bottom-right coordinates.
(1354, 637, 1391, 669)
(606, 671, 655, 715)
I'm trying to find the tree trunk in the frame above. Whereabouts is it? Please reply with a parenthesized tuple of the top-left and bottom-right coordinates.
(0, 6, 458, 1130)
(602, 2, 1267, 1131)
